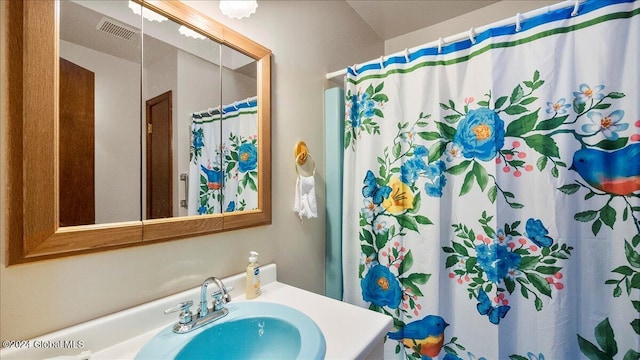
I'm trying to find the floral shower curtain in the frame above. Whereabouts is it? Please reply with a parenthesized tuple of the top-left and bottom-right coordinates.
(342, 1, 639, 359)
(189, 97, 259, 215)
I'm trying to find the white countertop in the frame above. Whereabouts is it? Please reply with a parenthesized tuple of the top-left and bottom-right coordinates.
(1, 264, 392, 360)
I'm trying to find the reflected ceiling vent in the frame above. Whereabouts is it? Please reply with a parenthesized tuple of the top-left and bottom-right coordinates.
(95, 17, 138, 42)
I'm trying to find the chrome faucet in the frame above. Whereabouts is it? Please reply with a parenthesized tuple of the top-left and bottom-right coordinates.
(165, 276, 233, 334)
(199, 277, 216, 317)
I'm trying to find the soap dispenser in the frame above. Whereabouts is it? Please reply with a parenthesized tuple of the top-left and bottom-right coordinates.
(245, 251, 262, 299)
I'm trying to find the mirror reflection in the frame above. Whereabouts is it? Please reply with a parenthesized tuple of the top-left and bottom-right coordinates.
(58, 1, 259, 224)
(59, 0, 142, 226)
(188, 45, 258, 215)
(140, 3, 222, 219)
(5, 0, 271, 264)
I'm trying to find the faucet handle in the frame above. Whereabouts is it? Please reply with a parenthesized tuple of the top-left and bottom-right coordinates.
(212, 285, 234, 311)
(164, 301, 193, 324)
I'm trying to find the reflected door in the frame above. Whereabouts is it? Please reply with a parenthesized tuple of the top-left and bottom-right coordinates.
(146, 91, 173, 219)
(59, 57, 95, 226)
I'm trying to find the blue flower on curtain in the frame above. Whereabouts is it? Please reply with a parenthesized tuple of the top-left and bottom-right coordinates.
(573, 83, 605, 104)
(414, 145, 429, 157)
(445, 142, 463, 162)
(424, 160, 447, 197)
(582, 110, 627, 140)
(224, 133, 259, 203)
(361, 264, 402, 308)
(361, 199, 380, 220)
(433, 72, 548, 209)
(444, 213, 573, 322)
(476, 243, 522, 283)
(545, 98, 571, 115)
(399, 144, 430, 186)
(348, 94, 362, 128)
(361, 92, 376, 118)
(190, 127, 204, 162)
(372, 217, 388, 235)
(344, 83, 387, 149)
(453, 108, 506, 162)
(400, 157, 427, 184)
(238, 143, 258, 172)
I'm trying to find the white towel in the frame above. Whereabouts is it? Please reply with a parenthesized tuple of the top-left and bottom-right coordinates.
(294, 175, 317, 219)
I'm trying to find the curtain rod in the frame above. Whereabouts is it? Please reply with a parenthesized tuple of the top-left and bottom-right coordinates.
(325, 0, 582, 80)
(192, 95, 258, 118)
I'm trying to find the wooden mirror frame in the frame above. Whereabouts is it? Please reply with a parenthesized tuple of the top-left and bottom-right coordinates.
(2, 0, 271, 264)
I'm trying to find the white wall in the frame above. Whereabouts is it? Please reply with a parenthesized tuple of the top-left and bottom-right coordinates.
(385, 1, 557, 55)
(0, 0, 382, 341)
(221, 63, 256, 106)
(59, 40, 141, 224)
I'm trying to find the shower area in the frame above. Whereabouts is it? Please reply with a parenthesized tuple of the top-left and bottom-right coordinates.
(325, 1, 640, 358)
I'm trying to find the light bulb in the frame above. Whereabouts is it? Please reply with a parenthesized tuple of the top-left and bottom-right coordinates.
(219, 0, 258, 19)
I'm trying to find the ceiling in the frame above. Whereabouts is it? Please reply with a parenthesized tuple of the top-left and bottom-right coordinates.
(345, 0, 499, 40)
(60, 1, 255, 76)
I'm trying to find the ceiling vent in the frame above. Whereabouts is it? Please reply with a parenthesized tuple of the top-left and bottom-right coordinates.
(95, 17, 138, 42)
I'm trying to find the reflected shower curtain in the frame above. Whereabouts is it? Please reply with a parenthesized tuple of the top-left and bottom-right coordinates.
(342, 1, 640, 359)
(188, 98, 258, 215)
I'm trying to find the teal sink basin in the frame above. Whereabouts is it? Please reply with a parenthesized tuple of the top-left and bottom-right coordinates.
(135, 302, 326, 360)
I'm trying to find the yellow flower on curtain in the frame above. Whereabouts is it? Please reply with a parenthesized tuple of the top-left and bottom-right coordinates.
(382, 177, 414, 214)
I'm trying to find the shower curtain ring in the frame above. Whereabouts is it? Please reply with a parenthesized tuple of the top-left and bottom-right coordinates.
(515, 13, 521, 32)
(438, 37, 443, 54)
(571, 0, 579, 16)
(379, 56, 385, 69)
(404, 48, 410, 63)
(468, 28, 476, 44)
(352, 63, 358, 75)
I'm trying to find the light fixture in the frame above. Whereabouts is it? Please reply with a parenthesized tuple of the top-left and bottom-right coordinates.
(219, 0, 258, 19)
(128, 1, 168, 22)
(179, 25, 206, 40)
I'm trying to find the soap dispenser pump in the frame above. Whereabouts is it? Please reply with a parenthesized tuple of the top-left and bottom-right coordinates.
(245, 251, 261, 299)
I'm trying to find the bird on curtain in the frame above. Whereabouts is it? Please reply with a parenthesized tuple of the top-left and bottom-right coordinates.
(200, 165, 223, 190)
(570, 143, 640, 196)
(387, 315, 449, 359)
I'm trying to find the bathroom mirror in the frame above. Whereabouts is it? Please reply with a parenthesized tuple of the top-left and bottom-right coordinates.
(3, 0, 271, 264)
(140, 3, 224, 219)
(58, 0, 143, 226)
(218, 44, 259, 214)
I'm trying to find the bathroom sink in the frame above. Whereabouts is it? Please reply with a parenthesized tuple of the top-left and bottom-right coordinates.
(135, 302, 326, 360)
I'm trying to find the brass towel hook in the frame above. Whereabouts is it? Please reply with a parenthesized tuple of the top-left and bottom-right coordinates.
(294, 141, 316, 176)
(294, 141, 308, 165)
